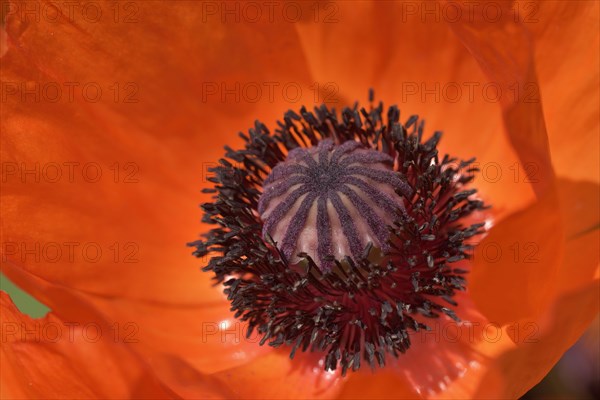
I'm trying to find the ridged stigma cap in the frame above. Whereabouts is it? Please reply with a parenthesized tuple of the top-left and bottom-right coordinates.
(258, 139, 411, 270)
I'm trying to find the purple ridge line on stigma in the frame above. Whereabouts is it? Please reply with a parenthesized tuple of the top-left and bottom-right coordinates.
(258, 175, 310, 214)
(331, 140, 362, 164)
(339, 151, 394, 167)
(329, 191, 364, 260)
(262, 185, 312, 235)
(338, 185, 390, 250)
(340, 176, 405, 215)
(300, 150, 319, 169)
(345, 166, 406, 186)
(263, 164, 309, 186)
(280, 192, 319, 260)
(316, 195, 333, 270)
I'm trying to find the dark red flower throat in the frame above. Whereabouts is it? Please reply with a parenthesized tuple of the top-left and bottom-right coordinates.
(191, 95, 487, 375)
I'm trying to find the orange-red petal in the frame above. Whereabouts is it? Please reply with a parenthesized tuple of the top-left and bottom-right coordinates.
(0, 0, 321, 378)
(525, 0, 600, 183)
(212, 350, 343, 399)
(0, 0, 317, 305)
(469, 188, 563, 324)
(472, 282, 599, 398)
(0, 292, 178, 399)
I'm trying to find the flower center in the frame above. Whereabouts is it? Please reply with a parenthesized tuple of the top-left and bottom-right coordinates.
(258, 139, 410, 271)
(192, 99, 487, 375)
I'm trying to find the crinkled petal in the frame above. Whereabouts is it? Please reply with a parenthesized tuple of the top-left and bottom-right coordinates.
(1, 258, 268, 377)
(525, 0, 600, 183)
(1, 0, 314, 304)
(472, 282, 599, 398)
(442, 0, 555, 198)
(469, 187, 563, 324)
(0, 292, 177, 399)
(1, 0, 319, 376)
(211, 350, 343, 399)
(470, 178, 599, 324)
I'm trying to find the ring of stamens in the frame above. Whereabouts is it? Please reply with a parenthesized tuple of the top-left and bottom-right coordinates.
(191, 99, 487, 375)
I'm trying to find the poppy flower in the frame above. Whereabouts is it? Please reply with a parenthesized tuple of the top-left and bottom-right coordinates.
(1, 0, 598, 399)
